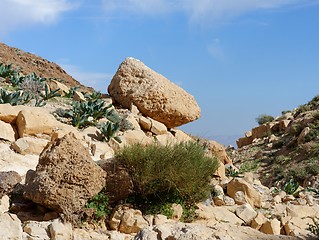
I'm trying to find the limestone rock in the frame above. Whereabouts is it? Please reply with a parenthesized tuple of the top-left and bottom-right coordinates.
(109, 205, 149, 234)
(0, 213, 23, 240)
(138, 116, 152, 131)
(0, 195, 10, 213)
(207, 140, 232, 165)
(122, 129, 153, 146)
(47, 80, 69, 96)
(23, 133, 106, 218)
(0, 171, 21, 198)
(235, 203, 257, 225)
(297, 127, 310, 144)
(23, 221, 51, 240)
(0, 120, 17, 142)
(252, 124, 271, 139)
(251, 212, 268, 230)
(149, 118, 167, 135)
(170, 129, 193, 142)
(11, 137, 48, 155)
(227, 178, 262, 208)
(98, 161, 133, 203)
(48, 218, 73, 240)
(260, 219, 281, 235)
(236, 136, 253, 148)
(154, 132, 177, 146)
(16, 108, 62, 138)
(108, 57, 201, 128)
(73, 90, 85, 102)
(171, 203, 183, 221)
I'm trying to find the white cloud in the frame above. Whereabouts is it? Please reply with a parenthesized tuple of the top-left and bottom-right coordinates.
(100, 0, 319, 24)
(0, 0, 74, 34)
(59, 63, 113, 93)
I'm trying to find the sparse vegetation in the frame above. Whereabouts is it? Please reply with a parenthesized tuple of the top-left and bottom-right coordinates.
(255, 114, 274, 125)
(116, 142, 219, 215)
(85, 191, 111, 220)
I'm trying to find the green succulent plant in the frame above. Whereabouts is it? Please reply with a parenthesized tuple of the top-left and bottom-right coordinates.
(98, 121, 122, 143)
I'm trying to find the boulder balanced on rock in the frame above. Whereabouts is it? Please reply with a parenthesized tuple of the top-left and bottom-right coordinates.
(108, 57, 201, 128)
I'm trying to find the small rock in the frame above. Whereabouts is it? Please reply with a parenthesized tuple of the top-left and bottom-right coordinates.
(0, 195, 10, 213)
(235, 203, 257, 225)
(250, 212, 268, 230)
(48, 219, 73, 240)
(260, 218, 281, 235)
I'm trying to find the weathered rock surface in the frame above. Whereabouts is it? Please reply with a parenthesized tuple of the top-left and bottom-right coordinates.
(108, 57, 201, 128)
(23, 133, 106, 218)
(0, 120, 17, 142)
(0, 171, 21, 198)
(11, 137, 48, 155)
(134, 222, 297, 240)
(0, 213, 23, 240)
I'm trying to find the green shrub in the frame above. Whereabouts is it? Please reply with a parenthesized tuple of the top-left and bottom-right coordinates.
(283, 178, 299, 195)
(255, 114, 274, 125)
(98, 121, 121, 143)
(85, 192, 111, 220)
(116, 142, 219, 205)
(239, 159, 260, 173)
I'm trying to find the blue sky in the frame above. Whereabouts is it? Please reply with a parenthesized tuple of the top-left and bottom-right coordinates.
(1, 0, 319, 146)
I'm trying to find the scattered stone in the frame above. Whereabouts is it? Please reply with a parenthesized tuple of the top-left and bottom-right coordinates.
(23, 220, 51, 240)
(149, 118, 167, 135)
(122, 129, 153, 146)
(0, 171, 21, 198)
(251, 212, 268, 230)
(260, 218, 281, 235)
(171, 203, 183, 221)
(0, 120, 17, 142)
(11, 137, 48, 155)
(108, 57, 201, 128)
(48, 218, 73, 240)
(0, 195, 10, 213)
(0, 213, 23, 240)
(235, 203, 257, 225)
(73, 90, 86, 102)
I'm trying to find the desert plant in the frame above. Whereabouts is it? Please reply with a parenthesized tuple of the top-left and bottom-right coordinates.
(116, 142, 219, 206)
(226, 165, 243, 178)
(63, 86, 79, 98)
(0, 89, 22, 105)
(0, 63, 16, 79)
(255, 114, 274, 125)
(283, 178, 299, 195)
(98, 121, 121, 143)
(84, 91, 102, 101)
(39, 84, 61, 100)
(85, 191, 111, 220)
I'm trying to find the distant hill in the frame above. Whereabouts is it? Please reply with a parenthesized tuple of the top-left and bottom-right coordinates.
(0, 42, 93, 93)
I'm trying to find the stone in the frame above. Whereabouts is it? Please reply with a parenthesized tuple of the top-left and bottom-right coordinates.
(109, 206, 149, 234)
(91, 141, 114, 161)
(122, 129, 153, 146)
(207, 140, 232, 165)
(227, 178, 262, 208)
(224, 196, 236, 206)
(153, 214, 169, 225)
(0, 120, 17, 142)
(138, 116, 152, 131)
(0, 195, 10, 213)
(245, 131, 252, 138)
(23, 133, 106, 218)
(11, 137, 48, 155)
(195, 203, 244, 225)
(213, 195, 224, 206)
(0, 143, 38, 180)
(98, 161, 133, 203)
(214, 162, 226, 179)
(0, 171, 21, 198)
(236, 136, 253, 148)
(280, 120, 292, 132)
(108, 57, 201, 128)
(81, 126, 104, 141)
(250, 212, 268, 230)
(23, 221, 51, 240)
(252, 124, 271, 139)
(47, 80, 69, 96)
(48, 218, 73, 240)
(125, 114, 141, 130)
(170, 129, 193, 142)
(171, 203, 183, 221)
(73, 90, 85, 101)
(16, 108, 63, 138)
(260, 219, 281, 235)
(297, 127, 310, 144)
(273, 195, 282, 204)
(0, 213, 23, 240)
(234, 190, 247, 205)
(149, 118, 167, 135)
(0, 104, 27, 123)
(154, 132, 177, 146)
(235, 203, 257, 225)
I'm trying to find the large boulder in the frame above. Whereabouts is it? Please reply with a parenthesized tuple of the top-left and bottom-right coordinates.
(23, 133, 106, 218)
(108, 58, 201, 128)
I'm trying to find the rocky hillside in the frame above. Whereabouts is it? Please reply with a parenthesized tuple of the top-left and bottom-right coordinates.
(0, 43, 318, 239)
(0, 42, 93, 93)
(231, 96, 319, 189)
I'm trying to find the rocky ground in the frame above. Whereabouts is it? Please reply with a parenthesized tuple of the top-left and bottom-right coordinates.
(0, 42, 318, 239)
